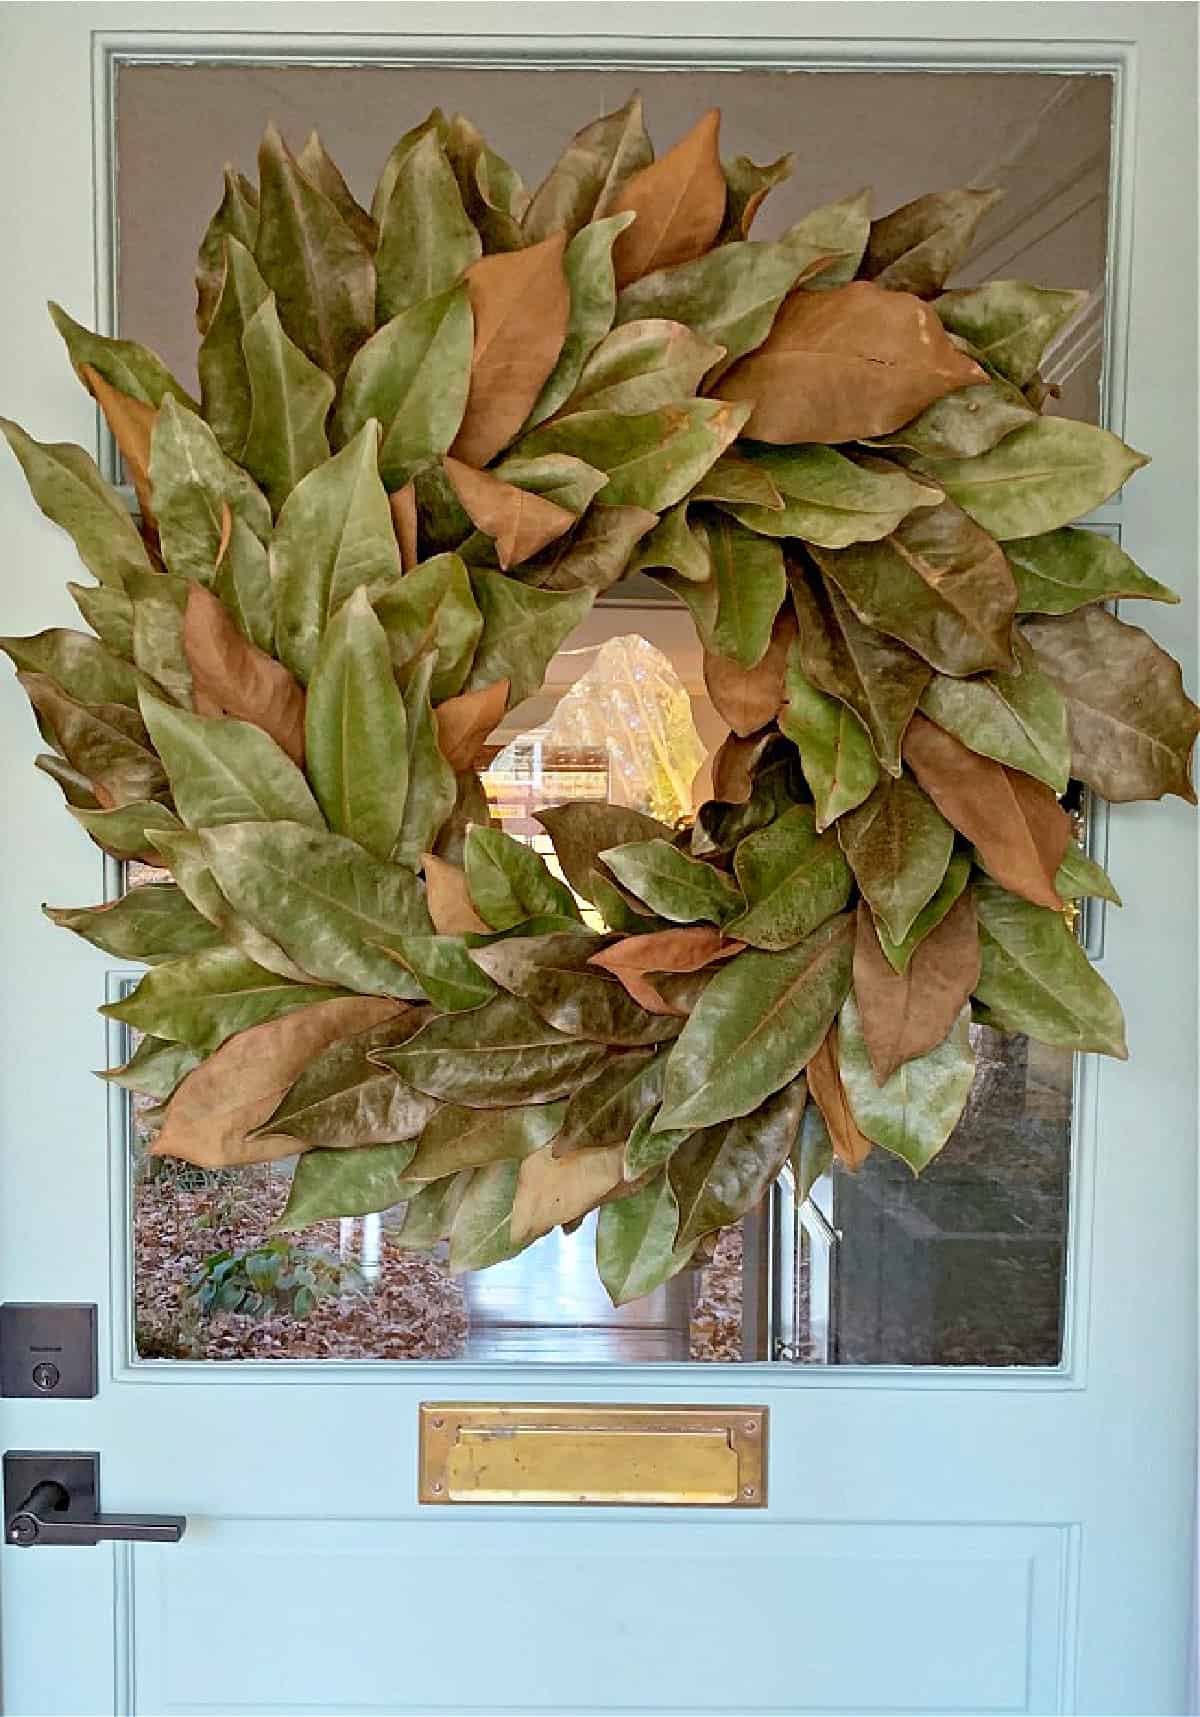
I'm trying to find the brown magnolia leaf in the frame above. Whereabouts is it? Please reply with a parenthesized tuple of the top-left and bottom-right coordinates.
(150, 996, 401, 1168)
(588, 925, 744, 1016)
(609, 109, 726, 288)
(902, 713, 1068, 908)
(703, 608, 797, 738)
(214, 500, 234, 569)
(389, 482, 419, 571)
(1022, 606, 1200, 805)
(853, 893, 980, 1083)
(80, 364, 156, 524)
(422, 851, 489, 934)
(711, 729, 777, 804)
(510, 1141, 626, 1245)
(442, 456, 575, 569)
(806, 1022, 873, 1171)
(435, 677, 509, 771)
(450, 233, 571, 467)
(718, 280, 985, 444)
(182, 582, 306, 766)
(862, 187, 1003, 298)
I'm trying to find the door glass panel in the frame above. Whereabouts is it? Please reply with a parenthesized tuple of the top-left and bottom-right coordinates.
(114, 63, 1107, 1364)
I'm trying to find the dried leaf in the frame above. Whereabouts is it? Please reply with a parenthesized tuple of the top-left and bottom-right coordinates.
(522, 95, 653, 243)
(805, 1023, 873, 1170)
(252, 1008, 435, 1151)
(442, 456, 575, 569)
(80, 365, 156, 523)
(705, 514, 786, 670)
(718, 280, 984, 443)
(296, 130, 377, 251)
(668, 1077, 804, 1242)
(373, 551, 482, 701)
(510, 1142, 626, 1246)
(18, 672, 166, 807)
(702, 606, 796, 736)
(866, 378, 1036, 461)
(875, 851, 972, 973)
(422, 852, 490, 934)
(718, 151, 794, 241)
(1022, 606, 1200, 803)
(197, 236, 270, 460)
(526, 213, 637, 425)
(609, 110, 726, 287)
(862, 188, 1003, 297)
(472, 932, 679, 1048)
(48, 301, 196, 409)
(435, 678, 508, 772)
(152, 996, 400, 1167)
(902, 713, 1069, 907)
(382, 934, 497, 1013)
(195, 169, 260, 335)
(588, 926, 743, 1015)
(392, 652, 457, 870)
(390, 483, 419, 570)
(853, 892, 980, 1083)
(183, 583, 306, 765)
(451, 234, 571, 467)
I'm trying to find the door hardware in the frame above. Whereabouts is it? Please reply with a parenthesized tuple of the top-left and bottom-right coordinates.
(0, 1303, 97, 1398)
(3, 1452, 185, 1547)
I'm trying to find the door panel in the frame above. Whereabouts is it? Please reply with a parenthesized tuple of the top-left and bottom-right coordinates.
(0, 8, 1194, 1717)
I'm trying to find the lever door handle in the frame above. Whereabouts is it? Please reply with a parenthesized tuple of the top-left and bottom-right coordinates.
(4, 1451, 185, 1548)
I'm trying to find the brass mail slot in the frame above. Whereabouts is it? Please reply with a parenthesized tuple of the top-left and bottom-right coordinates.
(419, 1404, 767, 1506)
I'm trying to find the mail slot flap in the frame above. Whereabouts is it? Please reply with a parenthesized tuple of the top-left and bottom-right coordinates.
(420, 1404, 766, 1507)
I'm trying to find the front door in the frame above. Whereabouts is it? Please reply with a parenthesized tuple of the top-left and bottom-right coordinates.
(1, 7, 1195, 1715)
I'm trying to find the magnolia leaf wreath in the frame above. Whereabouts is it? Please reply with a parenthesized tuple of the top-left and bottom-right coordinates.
(4, 100, 1197, 1306)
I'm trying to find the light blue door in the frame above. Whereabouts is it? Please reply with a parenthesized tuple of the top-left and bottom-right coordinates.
(0, 7, 1195, 1715)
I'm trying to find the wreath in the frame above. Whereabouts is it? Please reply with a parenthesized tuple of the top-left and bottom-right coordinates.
(4, 97, 1196, 1306)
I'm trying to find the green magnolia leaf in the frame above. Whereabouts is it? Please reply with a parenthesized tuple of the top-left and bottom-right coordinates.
(48, 301, 196, 408)
(373, 552, 481, 701)
(0, 419, 154, 586)
(718, 150, 793, 241)
(518, 399, 748, 511)
(550, 1048, 666, 1155)
(0, 627, 151, 709)
(271, 422, 401, 682)
(140, 693, 323, 830)
(561, 318, 723, 416)
(1022, 606, 1200, 804)
(201, 820, 430, 998)
(305, 587, 408, 859)
(371, 110, 446, 224)
(790, 572, 932, 775)
(838, 994, 975, 1173)
(911, 419, 1148, 541)
(36, 752, 100, 810)
(935, 281, 1087, 388)
(211, 513, 274, 654)
(492, 452, 610, 519)
(693, 753, 804, 857)
(392, 653, 456, 871)
(254, 1011, 436, 1150)
(196, 168, 260, 336)
(534, 801, 673, 902)
(526, 502, 656, 594)
(722, 445, 939, 549)
(671, 1075, 807, 1245)
(197, 236, 270, 460)
(239, 293, 336, 513)
(102, 946, 343, 1055)
(779, 189, 872, 289)
(407, 1101, 565, 1182)
(861, 187, 1002, 298)
(601, 839, 742, 926)
(375, 130, 480, 322)
(875, 851, 972, 972)
(596, 1172, 687, 1305)
(1005, 526, 1179, 614)
(70, 799, 182, 861)
(727, 805, 853, 949)
(522, 95, 653, 244)
(629, 503, 712, 583)
(45, 883, 221, 963)
(122, 566, 192, 706)
(973, 876, 1128, 1057)
(149, 398, 271, 585)
(255, 122, 375, 383)
(471, 932, 679, 1048)
(463, 826, 581, 929)
(918, 637, 1070, 792)
(790, 1098, 833, 1203)
(838, 775, 954, 943)
(867, 379, 1036, 460)
(336, 285, 473, 488)
(149, 826, 317, 983)
(296, 131, 377, 253)
(624, 1107, 692, 1178)
(448, 1158, 530, 1273)
(69, 581, 134, 659)
(1055, 840, 1121, 906)
(18, 673, 166, 807)
(372, 993, 607, 1105)
(102, 1034, 201, 1101)
(443, 113, 530, 254)
(396, 1172, 473, 1249)
(384, 933, 497, 1012)
(465, 570, 593, 705)
(810, 497, 1018, 679)
(656, 914, 855, 1132)
(526, 214, 637, 426)
(706, 514, 786, 668)
(779, 649, 879, 829)
(277, 1140, 420, 1229)
(690, 454, 783, 511)
(613, 237, 822, 371)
